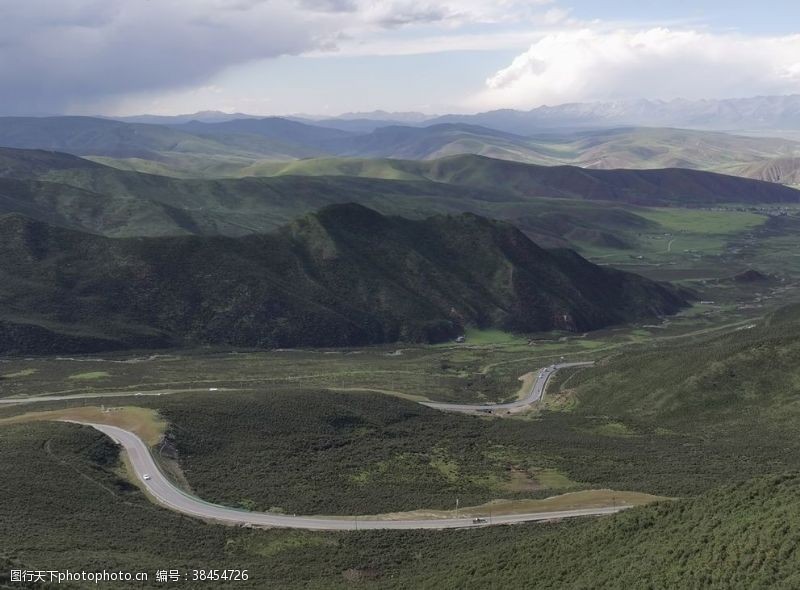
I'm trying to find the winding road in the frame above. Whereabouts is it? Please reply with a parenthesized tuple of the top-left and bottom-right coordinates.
(64, 421, 630, 530)
(1, 362, 593, 415)
(422, 361, 594, 414)
(7, 361, 627, 530)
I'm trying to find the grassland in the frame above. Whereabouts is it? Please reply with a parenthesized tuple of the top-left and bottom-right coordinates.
(636, 207, 765, 234)
(2, 405, 166, 445)
(0, 298, 768, 407)
(67, 371, 111, 380)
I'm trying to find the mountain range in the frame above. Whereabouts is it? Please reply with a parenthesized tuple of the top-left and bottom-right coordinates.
(428, 95, 800, 135)
(118, 95, 800, 134)
(3, 114, 800, 184)
(0, 204, 687, 354)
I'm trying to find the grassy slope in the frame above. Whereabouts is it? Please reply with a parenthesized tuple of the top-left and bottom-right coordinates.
(571, 304, 800, 421)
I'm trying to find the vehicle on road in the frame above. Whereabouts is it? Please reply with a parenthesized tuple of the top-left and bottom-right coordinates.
(473, 517, 487, 524)
(143, 474, 151, 481)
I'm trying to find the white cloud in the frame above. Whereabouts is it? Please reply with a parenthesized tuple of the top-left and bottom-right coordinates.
(470, 28, 800, 110)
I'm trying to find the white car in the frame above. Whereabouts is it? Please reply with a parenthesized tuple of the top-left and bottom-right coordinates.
(143, 474, 152, 481)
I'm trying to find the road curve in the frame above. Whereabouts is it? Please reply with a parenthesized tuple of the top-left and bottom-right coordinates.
(422, 361, 594, 414)
(2, 363, 592, 415)
(65, 421, 629, 530)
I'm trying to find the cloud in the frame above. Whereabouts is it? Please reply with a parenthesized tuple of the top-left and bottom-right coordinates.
(0, 0, 330, 114)
(0, 0, 557, 115)
(470, 28, 800, 110)
(301, 0, 554, 25)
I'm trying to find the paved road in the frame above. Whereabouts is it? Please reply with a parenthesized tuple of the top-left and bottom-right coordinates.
(3, 362, 591, 415)
(63, 421, 630, 530)
(422, 362, 594, 414)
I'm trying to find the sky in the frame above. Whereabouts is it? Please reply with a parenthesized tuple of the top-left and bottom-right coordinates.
(2, 0, 800, 117)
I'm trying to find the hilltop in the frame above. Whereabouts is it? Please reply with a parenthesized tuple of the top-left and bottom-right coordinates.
(0, 205, 686, 354)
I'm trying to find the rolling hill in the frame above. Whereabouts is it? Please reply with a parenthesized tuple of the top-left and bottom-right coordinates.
(0, 204, 687, 354)
(203, 153, 800, 206)
(0, 116, 338, 175)
(318, 123, 558, 164)
(4, 116, 800, 187)
(0, 148, 796, 255)
(565, 127, 800, 171)
(175, 116, 352, 144)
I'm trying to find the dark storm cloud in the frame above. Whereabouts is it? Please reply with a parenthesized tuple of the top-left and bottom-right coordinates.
(298, 0, 359, 12)
(0, 0, 328, 114)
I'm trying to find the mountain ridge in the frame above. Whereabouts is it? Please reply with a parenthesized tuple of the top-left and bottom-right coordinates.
(0, 204, 687, 354)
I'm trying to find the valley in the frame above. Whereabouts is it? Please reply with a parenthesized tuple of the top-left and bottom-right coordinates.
(4, 105, 800, 589)
(7, 3, 800, 586)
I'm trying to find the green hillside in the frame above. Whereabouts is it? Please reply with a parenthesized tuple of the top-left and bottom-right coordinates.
(411, 154, 800, 204)
(0, 176, 211, 237)
(0, 149, 794, 247)
(422, 472, 800, 589)
(572, 303, 800, 422)
(234, 153, 800, 205)
(0, 204, 686, 354)
(150, 152, 800, 206)
(3, 420, 800, 589)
